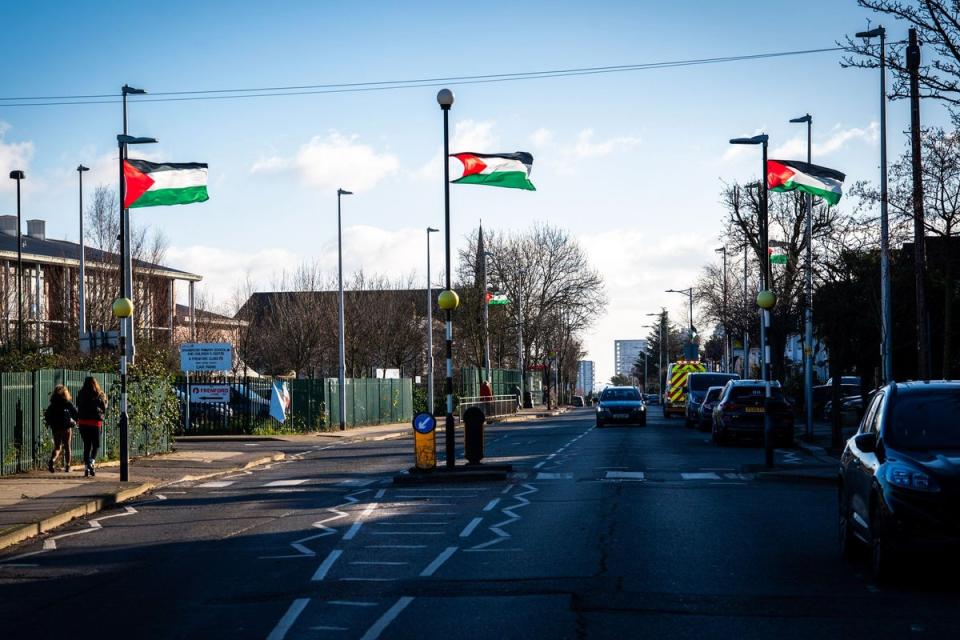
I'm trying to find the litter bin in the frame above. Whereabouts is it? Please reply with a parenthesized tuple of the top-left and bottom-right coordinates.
(523, 391, 533, 409)
(463, 406, 485, 464)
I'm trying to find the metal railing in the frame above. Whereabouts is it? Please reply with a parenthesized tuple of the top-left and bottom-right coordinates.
(458, 394, 520, 420)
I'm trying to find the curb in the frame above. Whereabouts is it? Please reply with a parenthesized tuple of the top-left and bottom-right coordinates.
(0, 452, 285, 552)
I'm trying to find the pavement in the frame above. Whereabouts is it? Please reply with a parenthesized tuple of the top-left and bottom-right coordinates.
(8, 408, 950, 639)
(0, 407, 567, 552)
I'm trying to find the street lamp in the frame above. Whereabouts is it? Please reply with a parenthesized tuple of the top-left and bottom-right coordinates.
(120, 85, 145, 365)
(426, 226, 439, 414)
(77, 164, 90, 348)
(483, 249, 495, 384)
(437, 88, 457, 469)
(729, 132, 775, 468)
(715, 247, 729, 372)
(666, 288, 695, 355)
(337, 188, 353, 432)
(116, 133, 156, 483)
(789, 113, 815, 440)
(8, 170, 25, 352)
(856, 27, 893, 385)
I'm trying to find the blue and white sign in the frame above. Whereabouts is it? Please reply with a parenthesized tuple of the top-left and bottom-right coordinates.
(412, 411, 437, 435)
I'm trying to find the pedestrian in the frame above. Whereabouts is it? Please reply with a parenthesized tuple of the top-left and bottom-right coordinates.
(76, 376, 108, 477)
(45, 384, 79, 473)
(479, 379, 493, 416)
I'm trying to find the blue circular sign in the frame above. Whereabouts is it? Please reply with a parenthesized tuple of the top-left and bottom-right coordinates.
(412, 411, 437, 434)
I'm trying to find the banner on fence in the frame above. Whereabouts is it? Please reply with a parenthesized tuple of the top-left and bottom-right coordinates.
(181, 343, 233, 372)
(190, 384, 230, 404)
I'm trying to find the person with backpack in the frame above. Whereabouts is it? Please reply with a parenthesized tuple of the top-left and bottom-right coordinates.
(76, 377, 108, 477)
(45, 385, 79, 473)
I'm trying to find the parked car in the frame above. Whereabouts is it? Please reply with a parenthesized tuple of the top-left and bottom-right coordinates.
(839, 381, 960, 580)
(823, 395, 864, 423)
(596, 386, 646, 427)
(571, 395, 585, 407)
(644, 393, 660, 406)
(174, 387, 234, 428)
(685, 372, 740, 428)
(711, 380, 794, 446)
(812, 383, 862, 417)
(696, 386, 725, 431)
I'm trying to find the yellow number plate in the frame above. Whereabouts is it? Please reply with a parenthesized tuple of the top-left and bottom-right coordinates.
(745, 407, 765, 413)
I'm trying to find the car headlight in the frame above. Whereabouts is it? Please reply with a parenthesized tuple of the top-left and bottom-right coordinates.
(885, 463, 939, 492)
(639, 405, 646, 412)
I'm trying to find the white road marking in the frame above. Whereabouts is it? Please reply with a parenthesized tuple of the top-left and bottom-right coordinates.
(310, 626, 348, 632)
(470, 483, 538, 550)
(374, 489, 386, 499)
(681, 472, 721, 480)
(420, 547, 458, 577)
(311, 549, 343, 581)
(501, 485, 514, 495)
(268, 489, 307, 493)
(338, 479, 376, 487)
(536, 472, 573, 480)
(343, 502, 378, 540)
(350, 561, 408, 566)
(265, 479, 309, 487)
(532, 461, 546, 469)
(395, 495, 474, 499)
(371, 531, 444, 536)
(359, 596, 414, 640)
(366, 545, 427, 549)
(196, 481, 234, 488)
(340, 577, 396, 582)
(459, 517, 483, 538)
(155, 494, 168, 500)
(605, 471, 645, 480)
(266, 598, 310, 640)
(40, 506, 137, 551)
(483, 498, 500, 511)
(329, 600, 378, 607)
(289, 491, 370, 556)
(376, 521, 449, 526)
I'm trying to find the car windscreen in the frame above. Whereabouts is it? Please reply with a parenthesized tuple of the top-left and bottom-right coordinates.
(601, 388, 641, 401)
(888, 390, 960, 449)
(705, 388, 723, 402)
(689, 374, 737, 392)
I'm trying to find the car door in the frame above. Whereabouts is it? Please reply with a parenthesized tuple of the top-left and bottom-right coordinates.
(847, 391, 884, 531)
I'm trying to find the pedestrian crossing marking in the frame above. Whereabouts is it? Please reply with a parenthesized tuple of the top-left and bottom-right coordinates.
(265, 479, 309, 487)
(535, 472, 574, 480)
(337, 479, 377, 487)
(680, 472, 721, 480)
(605, 471, 645, 480)
(196, 481, 234, 488)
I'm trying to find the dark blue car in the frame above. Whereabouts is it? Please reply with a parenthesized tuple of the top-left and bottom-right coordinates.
(596, 386, 646, 427)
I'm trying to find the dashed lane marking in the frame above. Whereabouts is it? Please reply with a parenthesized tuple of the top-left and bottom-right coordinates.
(266, 598, 310, 640)
(196, 480, 234, 488)
(311, 549, 343, 581)
(535, 472, 573, 480)
(605, 471, 645, 480)
(459, 517, 483, 538)
(343, 502, 378, 540)
(680, 472, 722, 480)
(366, 545, 427, 549)
(338, 479, 377, 487)
(265, 479, 309, 487)
(329, 600, 378, 607)
(483, 498, 500, 511)
(419, 547, 458, 577)
(359, 596, 415, 640)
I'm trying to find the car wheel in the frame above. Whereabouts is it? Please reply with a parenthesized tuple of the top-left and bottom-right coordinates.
(870, 503, 898, 582)
(838, 487, 858, 560)
(596, 419, 604, 428)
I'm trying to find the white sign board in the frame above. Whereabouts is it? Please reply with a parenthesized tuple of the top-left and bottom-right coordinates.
(181, 343, 233, 372)
(190, 384, 230, 404)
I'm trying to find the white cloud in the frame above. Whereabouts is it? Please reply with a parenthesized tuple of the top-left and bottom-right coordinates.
(414, 119, 499, 181)
(573, 128, 642, 158)
(771, 122, 879, 159)
(0, 122, 34, 193)
(529, 127, 555, 147)
(250, 131, 398, 192)
(166, 245, 301, 305)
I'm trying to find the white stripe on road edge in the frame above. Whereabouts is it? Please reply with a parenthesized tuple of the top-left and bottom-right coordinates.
(329, 600, 378, 606)
(376, 521, 449, 526)
(605, 471, 645, 480)
(41, 506, 137, 551)
(366, 545, 427, 549)
(196, 481, 234, 488)
(265, 479, 309, 487)
(681, 472, 721, 480)
(350, 561, 409, 566)
(459, 517, 483, 538)
(155, 494, 167, 500)
(483, 498, 500, 511)
(359, 597, 415, 640)
(532, 461, 546, 469)
(310, 627, 349, 632)
(343, 502, 378, 540)
(311, 549, 343, 581)
(338, 479, 377, 487)
(374, 489, 386, 499)
(419, 546, 458, 577)
(266, 598, 310, 640)
(536, 472, 573, 480)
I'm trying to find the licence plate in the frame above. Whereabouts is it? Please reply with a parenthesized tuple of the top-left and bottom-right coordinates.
(745, 407, 765, 413)
(614, 414, 628, 419)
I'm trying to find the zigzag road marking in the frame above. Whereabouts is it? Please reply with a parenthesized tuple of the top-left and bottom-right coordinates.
(263, 489, 371, 559)
(469, 484, 538, 550)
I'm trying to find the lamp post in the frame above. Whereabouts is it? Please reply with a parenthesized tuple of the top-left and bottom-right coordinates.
(730, 133, 775, 468)
(117, 134, 156, 483)
(337, 188, 353, 431)
(120, 85, 145, 366)
(666, 288, 695, 357)
(77, 165, 90, 348)
(856, 27, 892, 384)
(8, 170, 25, 352)
(426, 226, 439, 414)
(789, 113, 815, 439)
(437, 88, 457, 468)
(715, 247, 729, 372)
(645, 311, 664, 399)
(518, 267, 527, 409)
(483, 249, 494, 384)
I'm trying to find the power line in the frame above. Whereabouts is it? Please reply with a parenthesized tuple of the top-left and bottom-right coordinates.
(0, 45, 846, 108)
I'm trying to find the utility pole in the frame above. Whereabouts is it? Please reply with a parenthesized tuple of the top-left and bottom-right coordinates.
(908, 28, 931, 379)
(790, 113, 814, 439)
(716, 247, 728, 372)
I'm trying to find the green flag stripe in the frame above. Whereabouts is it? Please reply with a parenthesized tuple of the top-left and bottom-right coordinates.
(452, 171, 535, 191)
(129, 186, 209, 208)
(771, 181, 840, 206)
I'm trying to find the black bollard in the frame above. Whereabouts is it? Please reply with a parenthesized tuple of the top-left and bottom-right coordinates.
(463, 406, 485, 465)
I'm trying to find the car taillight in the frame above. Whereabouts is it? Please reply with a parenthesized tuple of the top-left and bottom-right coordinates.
(723, 402, 739, 412)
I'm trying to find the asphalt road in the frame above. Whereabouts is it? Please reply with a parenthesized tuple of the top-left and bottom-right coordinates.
(2, 408, 958, 639)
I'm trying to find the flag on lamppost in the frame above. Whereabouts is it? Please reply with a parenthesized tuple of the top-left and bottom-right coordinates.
(486, 292, 510, 305)
(767, 159, 845, 205)
(450, 152, 536, 191)
(123, 159, 209, 208)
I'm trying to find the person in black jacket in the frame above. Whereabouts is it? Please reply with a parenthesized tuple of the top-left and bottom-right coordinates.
(76, 377, 108, 477)
(45, 385, 79, 473)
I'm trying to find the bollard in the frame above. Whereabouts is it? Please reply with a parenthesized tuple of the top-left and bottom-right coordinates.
(463, 406, 485, 465)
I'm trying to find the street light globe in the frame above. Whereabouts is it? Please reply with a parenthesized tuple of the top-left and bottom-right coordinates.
(438, 289, 460, 310)
(756, 290, 777, 310)
(436, 88, 455, 108)
(112, 297, 134, 319)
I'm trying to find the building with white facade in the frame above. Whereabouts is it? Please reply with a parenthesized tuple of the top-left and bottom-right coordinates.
(576, 360, 595, 395)
(614, 340, 647, 379)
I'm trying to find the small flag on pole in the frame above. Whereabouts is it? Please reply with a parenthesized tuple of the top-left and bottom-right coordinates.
(270, 381, 290, 423)
(486, 292, 510, 305)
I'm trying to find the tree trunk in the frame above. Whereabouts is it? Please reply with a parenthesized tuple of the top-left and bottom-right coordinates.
(830, 356, 842, 451)
(944, 254, 953, 379)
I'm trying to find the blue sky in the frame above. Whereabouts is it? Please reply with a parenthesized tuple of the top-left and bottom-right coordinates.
(0, 0, 952, 381)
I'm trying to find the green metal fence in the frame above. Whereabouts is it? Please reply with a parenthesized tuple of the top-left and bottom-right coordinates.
(324, 378, 413, 427)
(0, 369, 153, 476)
(460, 367, 522, 397)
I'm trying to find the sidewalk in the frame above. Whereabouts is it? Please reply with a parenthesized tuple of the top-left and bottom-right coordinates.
(754, 420, 852, 486)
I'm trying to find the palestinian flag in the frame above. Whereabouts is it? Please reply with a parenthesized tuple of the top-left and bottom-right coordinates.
(767, 159, 844, 206)
(450, 152, 535, 191)
(486, 292, 510, 305)
(123, 159, 209, 208)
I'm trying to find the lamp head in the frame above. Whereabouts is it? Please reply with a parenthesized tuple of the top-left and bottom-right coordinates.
(436, 88, 455, 109)
(77, 165, 90, 173)
(122, 84, 146, 95)
(789, 114, 812, 124)
(337, 188, 353, 196)
(9, 170, 25, 180)
(856, 27, 885, 39)
(729, 134, 769, 145)
(427, 227, 439, 233)
(117, 134, 158, 145)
